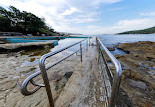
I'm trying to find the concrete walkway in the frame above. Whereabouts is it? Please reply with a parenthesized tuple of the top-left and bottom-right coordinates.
(55, 43, 111, 107)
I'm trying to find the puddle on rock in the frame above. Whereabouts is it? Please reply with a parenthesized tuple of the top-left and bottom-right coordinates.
(111, 48, 127, 56)
(128, 79, 147, 90)
(21, 59, 40, 67)
(137, 62, 155, 71)
(121, 63, 129, 70)
(21, 72, 33, 77)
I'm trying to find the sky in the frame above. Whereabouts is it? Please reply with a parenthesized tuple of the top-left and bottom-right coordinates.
(1, 0, 155, 34)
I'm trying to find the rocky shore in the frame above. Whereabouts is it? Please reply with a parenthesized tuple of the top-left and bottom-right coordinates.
(114, 41, 155, 107)
(0, 41, 57, 54)
(0, 40, 154, 107)
(0, 46, 82, 107)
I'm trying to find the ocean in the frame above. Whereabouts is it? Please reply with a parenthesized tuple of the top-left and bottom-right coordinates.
(82, 34, 155, 47)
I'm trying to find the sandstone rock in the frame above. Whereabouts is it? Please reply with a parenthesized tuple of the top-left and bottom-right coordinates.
(116, 41, 155, 106)
(0, 48, 82, 107)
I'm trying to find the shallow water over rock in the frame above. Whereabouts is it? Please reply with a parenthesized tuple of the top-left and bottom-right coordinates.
(128, 79, 147, 90)
(111, 48, 128, 55)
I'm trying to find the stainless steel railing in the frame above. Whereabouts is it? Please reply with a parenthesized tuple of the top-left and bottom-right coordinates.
(96, 37, 122, 107)
(21, 37, 121, 107)
(21, 38, 89, 107)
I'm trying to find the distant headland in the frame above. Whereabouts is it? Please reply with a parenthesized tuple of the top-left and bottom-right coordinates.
(118, 26, 155, 34)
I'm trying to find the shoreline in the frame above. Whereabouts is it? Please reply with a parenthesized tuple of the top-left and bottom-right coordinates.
(0, 41, 57, 54)
(113, 41, 155, 106)
(0, 40, 154, 106)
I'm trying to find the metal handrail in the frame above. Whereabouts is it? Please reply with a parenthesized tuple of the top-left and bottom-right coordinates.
(21, 37, 121, 107)
(21, 38, 89, 107)
(96, 37, 122, 107)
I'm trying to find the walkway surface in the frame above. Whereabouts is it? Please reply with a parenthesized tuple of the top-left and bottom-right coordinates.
(0, 38, 112, 107)
(55, 41, 111, 107)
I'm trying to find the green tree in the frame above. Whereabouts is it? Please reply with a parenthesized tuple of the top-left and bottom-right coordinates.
(0, 15, 12, 31)
(0, 6, 56, 35)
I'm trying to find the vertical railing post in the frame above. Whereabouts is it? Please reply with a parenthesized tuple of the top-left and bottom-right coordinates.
(96, 37, 98, 45)
(80, 43, 82, 62)
(89, 37, 90, 46)
(86, 39, 88, 50)
(98, 44, 101, 64)
(39, 59, 54, 107)
(96, 37, 99, 50)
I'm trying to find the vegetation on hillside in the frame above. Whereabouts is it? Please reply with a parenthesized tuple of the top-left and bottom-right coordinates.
(118, 26, 155, 34)
(0, 6, 57, 36)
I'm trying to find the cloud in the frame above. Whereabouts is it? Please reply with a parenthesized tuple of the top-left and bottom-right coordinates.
(0, 0, 123, 34)
(88, 18, 155, 34)
(92, 0, 122, 6)
(66, 18, 155, 34)
(110, 19, 155, 33)
(61, 7, 78, 16)
(140, 11, 155, 16)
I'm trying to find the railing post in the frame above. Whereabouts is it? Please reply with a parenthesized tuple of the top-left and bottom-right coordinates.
(98, 44, 101, 64)
(89, 37, 90, 46)
(86, 39, 88, 50)
(96, 37, 98, 46)
(80, 43, 82, 62)
(39, 59, 54, 107)
(96, 37, 100, 64)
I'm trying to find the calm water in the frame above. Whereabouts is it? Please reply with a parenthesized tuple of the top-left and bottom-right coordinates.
(74, 34, 155, 55)
(50, 38, 87, 56)
(76, 34, 155, 47)
(53, 34, 155, 52)
(98, 34, 155, 47)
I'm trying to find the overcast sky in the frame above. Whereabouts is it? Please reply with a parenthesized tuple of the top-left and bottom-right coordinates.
(1, 0, 155, 34)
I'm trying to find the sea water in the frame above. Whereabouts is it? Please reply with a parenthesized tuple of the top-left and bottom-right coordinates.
(78, 34, 155, 47)
(75, 34, 155, 55)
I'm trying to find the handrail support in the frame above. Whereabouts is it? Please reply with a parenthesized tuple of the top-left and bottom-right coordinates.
(80, 43, 82, 62)
(39, 60, 54, 107)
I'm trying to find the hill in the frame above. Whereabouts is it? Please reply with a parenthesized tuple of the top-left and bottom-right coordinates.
(118, 26, 155, 34)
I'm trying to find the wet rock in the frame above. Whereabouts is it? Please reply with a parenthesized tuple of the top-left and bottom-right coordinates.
(118, 41, 155, 55)
(116, 41, 155, 106)
(0, 38, 7, 44)
(20, 46, 52, 56)
(114, 54, 121, 59)
(107, 47, 115, 51)
(0, 41, 55, 53)
(29, 57, 35, 62)
(116, 89, 133, 107)
(64, 72, 73, 79)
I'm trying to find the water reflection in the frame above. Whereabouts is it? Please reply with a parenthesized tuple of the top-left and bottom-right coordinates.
(111, 48, 127, 55)
(50, 38, 87, 56)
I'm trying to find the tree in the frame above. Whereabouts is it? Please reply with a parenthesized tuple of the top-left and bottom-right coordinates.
(0, 15, 11, 31)
(0, 6, 56, 35)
